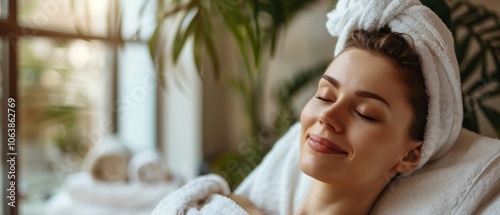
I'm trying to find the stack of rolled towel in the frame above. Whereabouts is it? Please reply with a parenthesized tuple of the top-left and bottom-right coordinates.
(46, 136, 183, 215)
(83, 138, 130, 183)
(128, 150, 173, 184)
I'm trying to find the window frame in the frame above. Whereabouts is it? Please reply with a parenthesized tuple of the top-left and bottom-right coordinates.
(0, 1, 163, 214)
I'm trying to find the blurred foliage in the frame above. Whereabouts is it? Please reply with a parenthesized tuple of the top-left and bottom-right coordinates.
(451, 0, 500, 137)
(421, 0, 452, 29)
(19, 39, 90, 156)
(149, 0, 322, 77)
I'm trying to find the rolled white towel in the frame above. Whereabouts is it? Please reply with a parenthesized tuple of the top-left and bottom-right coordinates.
(152, 174, 248, 215)
(128, 150, 171, 183)
(82, 136, 130, 182)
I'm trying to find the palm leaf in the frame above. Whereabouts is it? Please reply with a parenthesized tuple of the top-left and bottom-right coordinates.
(197, 6, 221, 78)
(148, 25, 161, 62)
(455, 33, 472, 65)
(172, 8, 199, 64)
(479, 104, 500, 137)
(461, 49, 485, 81)
(421, 0, 452, 29)
(462, 99, 479, 132)
(148, 24, 167, 88)
(450, 0, 500, 136)
(153, 0, 327, 83)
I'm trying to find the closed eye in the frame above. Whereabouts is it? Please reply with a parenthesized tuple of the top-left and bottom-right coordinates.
(315, 95, 332, 103)
(355, 111, 376, 122)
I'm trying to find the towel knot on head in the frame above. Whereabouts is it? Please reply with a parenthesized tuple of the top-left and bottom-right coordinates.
(326, 0, 463, 176)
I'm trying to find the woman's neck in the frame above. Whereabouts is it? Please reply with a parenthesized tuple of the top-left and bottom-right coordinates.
(295, 178, 389, 215)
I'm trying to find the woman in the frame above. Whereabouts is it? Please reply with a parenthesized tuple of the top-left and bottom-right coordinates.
(295, 27, 427, 214)
(234, 0, 464, 213)
(232, 26, 428, 215)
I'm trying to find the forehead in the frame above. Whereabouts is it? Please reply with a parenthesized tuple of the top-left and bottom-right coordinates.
(325, 49, 400, 89)
(323, 49, 413, 110)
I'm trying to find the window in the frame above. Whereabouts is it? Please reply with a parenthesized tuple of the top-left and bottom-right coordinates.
(0, 1, 159, 214)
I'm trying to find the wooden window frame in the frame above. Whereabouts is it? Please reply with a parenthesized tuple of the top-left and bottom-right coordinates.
(0, 1, 163, 214)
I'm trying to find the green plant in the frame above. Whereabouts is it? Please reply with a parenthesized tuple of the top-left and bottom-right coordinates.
(148, 0, 332, 137)
(451, 0, 500, 136)
(37, 105, 87, 155)
(276, 0, 500, 138)
(146, 0, 338, 188)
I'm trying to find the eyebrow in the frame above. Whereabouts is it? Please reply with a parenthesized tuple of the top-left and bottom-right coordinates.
(322, 75, 339, 88)
(321, 75, 391, 108)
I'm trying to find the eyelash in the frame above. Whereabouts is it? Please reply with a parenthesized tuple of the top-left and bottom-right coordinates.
(315, 95, 331, 102)
(315, 95, 376, 122)
(355, 111, 375, 122)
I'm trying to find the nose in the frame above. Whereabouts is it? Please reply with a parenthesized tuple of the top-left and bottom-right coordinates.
(319, 103, 345, 133)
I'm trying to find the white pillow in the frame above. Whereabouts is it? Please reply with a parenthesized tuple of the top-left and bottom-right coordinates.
(371, 128, 500, 214)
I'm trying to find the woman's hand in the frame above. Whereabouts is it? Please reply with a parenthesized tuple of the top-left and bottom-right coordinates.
(228, 194, 263, 215)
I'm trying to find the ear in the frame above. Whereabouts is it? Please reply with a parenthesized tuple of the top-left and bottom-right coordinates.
(393, 141, 423, 173)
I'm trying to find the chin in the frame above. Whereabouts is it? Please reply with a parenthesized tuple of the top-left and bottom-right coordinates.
(299, 150, 338, 184)
(299, 156, 320, 180)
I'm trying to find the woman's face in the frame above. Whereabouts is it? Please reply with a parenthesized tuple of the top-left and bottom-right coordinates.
(299, 48, 421, 186)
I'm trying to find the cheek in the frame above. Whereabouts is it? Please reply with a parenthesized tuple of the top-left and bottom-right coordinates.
(300, 99, 317, 152)
(352, 127, 407, 166)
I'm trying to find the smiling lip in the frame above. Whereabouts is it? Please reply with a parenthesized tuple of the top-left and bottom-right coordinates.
(307, 134, 347, 155)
